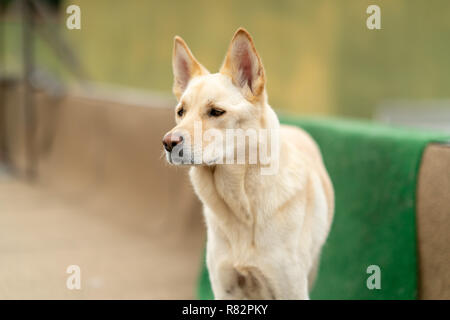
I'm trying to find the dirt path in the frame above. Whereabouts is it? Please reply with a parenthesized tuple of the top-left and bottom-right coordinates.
(0, 171, 204, 299)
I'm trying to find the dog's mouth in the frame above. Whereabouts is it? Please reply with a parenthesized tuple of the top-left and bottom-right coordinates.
(165, 148, 195, 165)
(165, 149, 219, 166)
(166, 150, 188, 165)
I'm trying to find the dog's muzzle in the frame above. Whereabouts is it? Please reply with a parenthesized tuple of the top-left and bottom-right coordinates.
(162, 132, 184, 152)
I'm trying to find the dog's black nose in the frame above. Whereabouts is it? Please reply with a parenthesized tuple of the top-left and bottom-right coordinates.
(162, 132, 183, 152)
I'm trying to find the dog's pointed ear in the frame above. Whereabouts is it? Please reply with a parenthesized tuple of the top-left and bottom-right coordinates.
(172, 36, 209, 100)
(220, 28, 265, 101)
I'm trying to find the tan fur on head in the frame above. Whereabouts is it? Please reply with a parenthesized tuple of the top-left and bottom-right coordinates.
(169, 29, 271, 166)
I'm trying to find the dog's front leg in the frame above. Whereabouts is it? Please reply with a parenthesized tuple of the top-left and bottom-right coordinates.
(266, 262, 310, 299)
(209, 260, 277, 300)
(210, 261, 309, 300)
(207, 243, 310, 299)
(204, 225, 242, 299)
(241, 253, 311, 300)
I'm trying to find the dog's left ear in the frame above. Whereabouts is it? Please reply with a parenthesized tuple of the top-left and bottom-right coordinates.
(220, 28, 265, 101)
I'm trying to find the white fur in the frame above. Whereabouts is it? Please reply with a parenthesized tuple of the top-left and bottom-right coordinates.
(165, 29, 334, 299)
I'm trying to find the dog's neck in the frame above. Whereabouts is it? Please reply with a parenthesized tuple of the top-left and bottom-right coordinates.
(213, 101, 280, 180)
(194, 103, 281, 226)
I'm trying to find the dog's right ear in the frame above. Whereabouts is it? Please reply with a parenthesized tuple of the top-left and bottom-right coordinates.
(220, 28, 265, 102)
(172, 36, 209, 100)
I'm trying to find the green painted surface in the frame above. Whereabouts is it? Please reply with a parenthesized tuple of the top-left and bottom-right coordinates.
(198, 117, 450, 300)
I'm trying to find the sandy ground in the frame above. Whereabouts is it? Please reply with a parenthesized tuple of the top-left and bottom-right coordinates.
(0, 168, 205, 299)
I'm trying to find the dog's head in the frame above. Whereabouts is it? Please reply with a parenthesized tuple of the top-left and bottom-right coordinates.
(163, 28, 269, 166)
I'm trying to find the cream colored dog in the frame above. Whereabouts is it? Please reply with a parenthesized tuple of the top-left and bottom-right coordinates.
(163, 28, 334, 299)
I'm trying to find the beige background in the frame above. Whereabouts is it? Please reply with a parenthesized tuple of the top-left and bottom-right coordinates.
(0, 84, 204, 299)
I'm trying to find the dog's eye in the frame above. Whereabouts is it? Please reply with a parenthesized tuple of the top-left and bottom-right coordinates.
(177, 108, 184, 117)
(208, 108, 225, 117)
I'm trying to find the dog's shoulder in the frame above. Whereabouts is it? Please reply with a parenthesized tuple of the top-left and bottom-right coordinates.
(279, 124, 334, 224)
(279, 124, 322, 163)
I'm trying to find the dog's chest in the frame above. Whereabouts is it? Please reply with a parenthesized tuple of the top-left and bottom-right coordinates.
(212, 166, 266, 223)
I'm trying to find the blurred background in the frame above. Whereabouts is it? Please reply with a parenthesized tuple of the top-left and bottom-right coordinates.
(0, 0, 449, 299)
(2, 0, 450, 120)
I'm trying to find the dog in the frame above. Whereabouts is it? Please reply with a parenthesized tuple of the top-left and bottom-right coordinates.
(163, 28, 334, 299)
